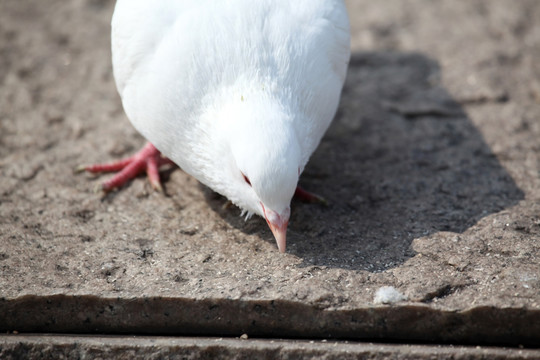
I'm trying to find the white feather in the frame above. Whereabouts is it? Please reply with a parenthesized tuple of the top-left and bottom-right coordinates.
(374, 286, 408, 304)
(112, 0, 351, 219)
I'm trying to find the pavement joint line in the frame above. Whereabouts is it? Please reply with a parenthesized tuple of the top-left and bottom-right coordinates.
(1, 333, 539, 350)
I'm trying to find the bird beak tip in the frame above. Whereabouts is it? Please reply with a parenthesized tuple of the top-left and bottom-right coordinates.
(261, 204, 290, 253)
(269, 221, 288, 253)
(277, 238, 286, 253)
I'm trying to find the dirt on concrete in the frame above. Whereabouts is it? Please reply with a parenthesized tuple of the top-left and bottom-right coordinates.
(0, 0, 539, 345)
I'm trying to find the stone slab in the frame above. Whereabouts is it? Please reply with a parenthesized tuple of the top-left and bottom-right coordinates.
(1, 335, 539, 360)
(1, 0, 539, 347)
(2, 296, 540, 346)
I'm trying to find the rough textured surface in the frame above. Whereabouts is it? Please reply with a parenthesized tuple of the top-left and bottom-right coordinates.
(1, 335, 539, 360)
(1, 0, 539, 346)
(3, 295, 540, 345)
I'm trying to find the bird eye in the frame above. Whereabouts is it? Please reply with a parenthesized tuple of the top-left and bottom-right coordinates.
(241, 172, 251, 186)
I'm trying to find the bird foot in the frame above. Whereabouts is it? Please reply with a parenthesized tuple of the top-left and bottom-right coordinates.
(294, 186, 327, 206)
(76, 142, 173, 192)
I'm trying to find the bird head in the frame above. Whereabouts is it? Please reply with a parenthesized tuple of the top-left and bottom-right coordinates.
(233, 136, 299, 253)
(219, 96, 301, 252)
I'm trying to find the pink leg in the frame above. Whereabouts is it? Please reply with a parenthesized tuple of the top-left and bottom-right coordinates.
(78, 142, 173, 192)
(294, 186, 327, 205)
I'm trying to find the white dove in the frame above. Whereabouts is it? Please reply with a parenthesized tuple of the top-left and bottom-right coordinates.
(80, 0, 351, 252)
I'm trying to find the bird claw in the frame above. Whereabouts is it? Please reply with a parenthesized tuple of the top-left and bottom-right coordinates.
(294, 186, 328, 206)
(312, 194, 328, 206)
(222, 200, 234, 210)
(74, 164, 88, 174)
(151, 180, 164, 193)
(78, 142, 171, 193)
(93, 183, 104, 194)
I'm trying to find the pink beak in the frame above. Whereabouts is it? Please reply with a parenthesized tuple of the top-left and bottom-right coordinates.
(261, 203, 290, 253)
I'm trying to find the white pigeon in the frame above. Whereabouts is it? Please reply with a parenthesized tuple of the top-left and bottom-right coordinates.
(81, 0, 351, 252)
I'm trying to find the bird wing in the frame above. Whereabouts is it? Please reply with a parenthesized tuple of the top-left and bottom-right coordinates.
(111, 0, 350, 173)
(111, 0, 202, 98)
(287, 1, 351, 166)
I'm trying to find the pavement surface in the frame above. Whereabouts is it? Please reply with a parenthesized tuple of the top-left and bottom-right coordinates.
(1, 0, 539, 354)
(1, 335, 540, 360)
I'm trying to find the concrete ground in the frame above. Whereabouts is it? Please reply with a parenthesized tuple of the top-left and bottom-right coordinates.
(1, 335, 540, 360)
(1, 0, 539, 357)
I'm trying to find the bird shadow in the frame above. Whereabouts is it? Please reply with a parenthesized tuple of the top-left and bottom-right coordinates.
(204, 51, 524, 271)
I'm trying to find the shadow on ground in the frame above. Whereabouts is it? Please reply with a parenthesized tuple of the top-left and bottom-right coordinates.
(205, 51, 524, 271)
